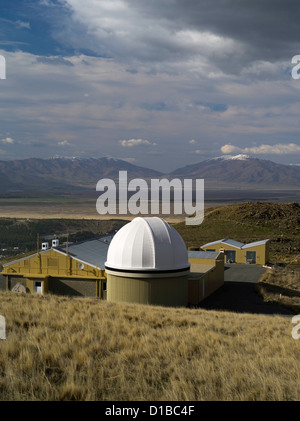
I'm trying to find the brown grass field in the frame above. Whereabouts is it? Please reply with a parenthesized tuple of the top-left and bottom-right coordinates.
(256, 267, 300, 314)
(0, 292, 299, 401)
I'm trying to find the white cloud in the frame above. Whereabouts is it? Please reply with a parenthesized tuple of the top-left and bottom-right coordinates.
(119, 138, 157, 147)
(58, 140, 72, 146)
(39, 0, 58, 6)
(15, 20, 31, 30)
(221, 143, 300, 155)
(1, 137, 15, 144)
(189, 139, 196, 144)
(0, 17, 31, 30)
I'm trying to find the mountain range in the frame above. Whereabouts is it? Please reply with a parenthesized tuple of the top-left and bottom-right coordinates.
(170, 154, 300, 188)
(0, 155, 299, 194)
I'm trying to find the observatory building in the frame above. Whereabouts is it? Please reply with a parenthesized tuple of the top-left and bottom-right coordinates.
(105, 217, 190, 307)
(1, 217, 225, 307)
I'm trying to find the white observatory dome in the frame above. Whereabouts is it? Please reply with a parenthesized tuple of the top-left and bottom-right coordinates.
(105, 217, 189, 272)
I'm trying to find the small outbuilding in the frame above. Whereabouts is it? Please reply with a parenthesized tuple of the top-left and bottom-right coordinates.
(201, 238, 269, 265)
(1, 237, 110, 298)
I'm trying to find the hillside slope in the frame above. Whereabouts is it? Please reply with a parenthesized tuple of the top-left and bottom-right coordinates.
(175, 202, 300, 264)
(0, 292, 299, 401)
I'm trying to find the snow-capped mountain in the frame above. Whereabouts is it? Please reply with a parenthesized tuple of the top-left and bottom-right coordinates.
(169, 155, 300, 188)
(207, 154, 251, 161)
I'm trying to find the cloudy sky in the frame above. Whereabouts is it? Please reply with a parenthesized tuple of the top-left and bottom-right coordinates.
(0, 0, 300, 171)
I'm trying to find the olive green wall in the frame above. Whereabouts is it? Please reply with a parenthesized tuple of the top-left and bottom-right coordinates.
(107, 273, 188, 307)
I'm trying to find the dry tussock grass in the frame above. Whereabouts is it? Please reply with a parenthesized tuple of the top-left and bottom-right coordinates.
(256, 267, 300, 314)
(0, 292, 299, 401)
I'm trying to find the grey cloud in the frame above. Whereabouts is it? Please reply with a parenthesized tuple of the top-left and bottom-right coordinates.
(130, 0, 300, 58)
(36, 56, 74, 66)
(58, 0, 300, 76)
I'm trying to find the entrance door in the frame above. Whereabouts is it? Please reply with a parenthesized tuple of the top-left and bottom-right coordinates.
(225, 250, 236, 263)
(34, 281, 43, 294)
(101, 281, 107, 300)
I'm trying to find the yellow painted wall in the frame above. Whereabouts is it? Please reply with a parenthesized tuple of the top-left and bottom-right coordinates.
(241, 243, 269, 265)
(201, 242, 268, 265)
(188, 258, 224, 306)
(2, 249, 105, 278)
(2, 249, 106, 297)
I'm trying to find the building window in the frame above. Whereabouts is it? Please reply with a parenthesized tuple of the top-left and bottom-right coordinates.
(246, 251, 256, 264)
(225, 250, 236, 263)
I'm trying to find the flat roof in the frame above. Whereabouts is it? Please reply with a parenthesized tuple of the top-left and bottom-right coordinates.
(188, 251, 220, 260)
(188, 263, 216, 278)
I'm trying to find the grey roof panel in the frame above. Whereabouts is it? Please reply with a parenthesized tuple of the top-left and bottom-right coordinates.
(222, 239, 245, 248)
(60, 234, 113, 268)
(241, 239, 269, 249)
(201, 238, 244, 249)
(188, 251, 220, 259)
(201, 239, 225, 248)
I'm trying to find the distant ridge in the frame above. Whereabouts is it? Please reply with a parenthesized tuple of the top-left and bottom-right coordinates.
(169, 155, 300, 188)
(0, 157, 163, 193)
(0, 155, 299, 193)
